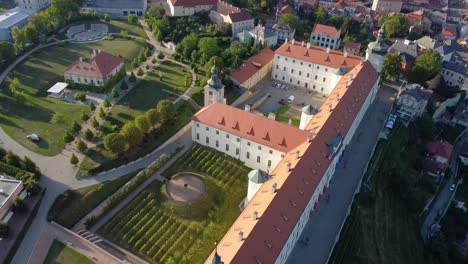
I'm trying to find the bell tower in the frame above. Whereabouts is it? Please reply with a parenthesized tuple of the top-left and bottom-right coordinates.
(366, 24, 389, 73)
(204, 65, 225, 106)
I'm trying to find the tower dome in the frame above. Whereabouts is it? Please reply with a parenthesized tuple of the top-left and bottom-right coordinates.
(366, 24, 389, 55)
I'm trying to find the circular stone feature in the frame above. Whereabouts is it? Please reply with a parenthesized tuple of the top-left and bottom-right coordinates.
(166, 174, 206, 203)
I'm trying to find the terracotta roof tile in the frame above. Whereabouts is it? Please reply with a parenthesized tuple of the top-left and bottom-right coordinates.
(231, 48, 274, 85)
(312, 23, 340, 38)
(64, 52, 124, 78)
(344, 41, 361, 51)
(204, 60, 380, 264)
(275, 41, 362, 69)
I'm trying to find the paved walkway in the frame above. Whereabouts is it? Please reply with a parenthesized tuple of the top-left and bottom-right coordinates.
(138, 19, 175, 57)
(286, 86, 395, 264)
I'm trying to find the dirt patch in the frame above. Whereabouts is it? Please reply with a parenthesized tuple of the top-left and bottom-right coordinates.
(166, 174, 206, 203)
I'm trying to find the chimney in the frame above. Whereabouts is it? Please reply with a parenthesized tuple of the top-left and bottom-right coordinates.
(343, 51, 348, 58)
(292, 39, 295, 45)
(350, 73, 354, 80)
(328, 104, 333, 112)
(307, 134, 312, 143)
(336, 93, 340, 101)
(285, 38, 288, 44)
(238, 231, 244, 241)
(253, 211, 258, 220)
(268, 112, 276, 120)
(326, 47, 330, 53)
(288, 118, 292, 126)
(360, 58, 364, 65)
(295, 150, 300, 159)
(307, 42, 311, 49)
(301, 41, 304, 47)
(286, 162, 292, 172)
(272, 182, 278, 193)
(345, 81, 349, 88)
(245, 104, 251, 112)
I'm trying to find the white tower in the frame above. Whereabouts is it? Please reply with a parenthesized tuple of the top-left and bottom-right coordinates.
(366, 24, 389, 73)
(299, 105, 318, 130)
(247, 170, 270, 202)
(204, 65, 225, 107)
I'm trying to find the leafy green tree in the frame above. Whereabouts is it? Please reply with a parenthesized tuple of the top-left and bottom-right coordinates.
(128, 14, 138, 23)
(0, 41, 15, 65)
(314, 6, 327, 23)
(103, 98, 111, 108)
(135, 115, 151, 134)
(279, 14, 300, 29)
(9, 78, 20, 94)
(51, 112, 65, 124)
(76, 139, 87, 153)
(71, 121, 81, 133)
(121, 122, 143, 146)
(64, 131, 74, 143)
(411, 49, 442, 84)
(177, 33, 199, 59)
(104, 13, 110, 22)
(74, 92, 86, 101)
(379, 15, 409, 38)
(198, 37, 220, 63)
(103, 133, 128, 155)
(157, 100, 176, 124)
(24, 178, 40, 195)
(13, 198, 27, 213)
(158, 52, 164, 59)
(81, 112, 89, 121)
(0, 222, 9, 239)
(144, 47, 151, 58)
(165, 257, 176, 264)
(89, 102, 96, 111)
(129, 72, 136, 82)
(146, 108, 160, 129)
(11, 26, 26, 53)
(382, 53, 402, 81)
(98, 107, 105, 118)
(22, 156, 39, 175)
(137, 67, 144, 76)
(84, 128, 93, 140)
(70, 153, 79, 166)
(5, 151, 21, 167)
(91, 117, 99, 128)
(111, 88, 119, 98)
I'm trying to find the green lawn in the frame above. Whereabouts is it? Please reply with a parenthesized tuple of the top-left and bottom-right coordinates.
(0, 39, 144, 156)
(44, 240, 93, 264)
(47, 171, 138, 228)
(329, 124, 437, 264)
(105, 20, 148, 39)
(98, 144, 249, 264)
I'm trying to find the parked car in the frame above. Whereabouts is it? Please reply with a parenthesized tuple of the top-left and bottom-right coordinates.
(26, 134, 40, 142)
(278, 99, 285, 105)
(288, 95, 295, 103)
(449, 184, 456, 192)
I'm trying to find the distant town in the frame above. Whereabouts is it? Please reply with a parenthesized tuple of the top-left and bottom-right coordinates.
(0, 0, 467, 264)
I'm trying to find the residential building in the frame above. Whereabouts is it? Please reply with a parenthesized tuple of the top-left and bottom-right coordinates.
(201, 38, 384, 264)
(64, 50, 124, 87)
(0, 178, 23, 221)
(275, 4, 296, 22)
(388, 39, 420, 74)
(85, 0, 147, 18)
(209, 1, 254, 36)
(434, 39, 465, 62)
(424, 140, 453, 178)
(442, 23, 458, 40)
(231, 48, 275, 90)
(0, 8, 33, 41)
(415, 36, 442, 50)
(166, 0, 217, 16)
(452, 100, 468, 127)
(238, 24, 278, 48)
(396, 83, 433, 120)
(272, 23, 295, 43)
(310, 23, 341, 50)
(441, 51, 468, 90)
(16, 0, 49, 10)
(405, 9, 432, 33)
(371, 0, 403, 14)
(344, 41, 361, 55)
(272, 39, 363, 95)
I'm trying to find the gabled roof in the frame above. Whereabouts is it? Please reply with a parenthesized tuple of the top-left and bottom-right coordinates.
(228, 11, 253, 22)
(231, 48, 274, 85)
(344, 41, 361, 51)
(442, 24, 457, 38)
(193, 103, 309, 153)
(275, 40, 362, 69)
(400, 83, 433, 102)
(416, 36, 441, 50)
(426, 140, 453, 160)
(170, 0, 217, 7)
(64, 51, 124, 78)
(215, 0, 240, 15)
(205, 60, 380, 264)
(311, 23, 340, 38)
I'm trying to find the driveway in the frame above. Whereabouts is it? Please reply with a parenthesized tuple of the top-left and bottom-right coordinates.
(286, 85, 395, 264)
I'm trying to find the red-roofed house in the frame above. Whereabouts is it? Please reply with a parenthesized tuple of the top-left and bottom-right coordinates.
(64, 50, 124, 87)
(209, 0, 254, 35)
(344, 41, 362, 55)
(276, 4, 296, 22)
(371, 0, 403, 14)
(231, 48, 274, 89)
(442, 24, 457, 40)
(424, 140, 454, 178)
(310, 23, 341, 49)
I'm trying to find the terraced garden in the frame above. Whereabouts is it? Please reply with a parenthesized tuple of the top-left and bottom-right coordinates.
(98, 145, 249, 264)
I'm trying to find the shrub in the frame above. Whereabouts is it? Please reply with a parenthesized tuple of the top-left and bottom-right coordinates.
(104, 13, 110, 22)
(84, 129, 94, 141)
(81, 112, 89, 121)
(13, 198, 27, 213)
(137, 68, 144, 76)
(91, 118, 99, 128)
(70, 153, 79, 166)
(89, 102, 96, 111)
(98, 107, 105, 118)
(128, 14, 137, 23)
(71, 121, 81, 133)
(103, 98, 111, 108)
(76, 139, 87, 153)
(24, 178, 40, 195)
(145, 64, 150, 70)
(74, 92, 86, 101)
(64, 131, 74, 143)
(0, 222, 9, 239)
(129, 72, 136, 82)
(120, 81, 128, 90)
(152, 58, 157, 64)
(112, 88, 119, 98)
(158, 52, 164, 59)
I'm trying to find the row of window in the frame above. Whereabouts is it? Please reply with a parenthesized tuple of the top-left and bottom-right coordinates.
(276, 66, 328, 82)
(310, 35, 336, 43)
(273, 74, 325, 91)
(275, 57, 330, 72)
(75, 77, 101, 85)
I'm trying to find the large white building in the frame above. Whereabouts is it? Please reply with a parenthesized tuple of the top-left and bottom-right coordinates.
(85, 0, 147, 18)
(272, 40, 362, 95)
(310, 23, 341, 50)
(238, 24, 278, 48)
(209, 0, 254, 36)
(166, 0, 217, 17)
(195, 31, 386, 264)
(16, 0, 49, 10)
(0, 7, 33, 41)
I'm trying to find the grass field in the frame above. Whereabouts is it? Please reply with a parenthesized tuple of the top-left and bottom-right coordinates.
(106, 20, 148, 39)
(44, 240, 93, 264)
(47, 171, 138, 228)
(329, 125, 437, 264)
(98, 144, 249, 264)
(0, 39, 144, 156)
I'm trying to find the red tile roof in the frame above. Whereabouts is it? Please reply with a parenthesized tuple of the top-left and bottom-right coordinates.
(344, 41, 361, 51)
(442, 24, 457, 37)
(231, 48, 274, 86)
(229, 10, 253, 22)
(170, 0, 217, 7)
(215, 0, 240, 15)
(204, 60, 380, 264)
(312, 23, 340, 38)
(426, 140, 453, 160)
(275, 40, 362, 69)
(64, 52, 124, 79)
(193, 103, 309, 153)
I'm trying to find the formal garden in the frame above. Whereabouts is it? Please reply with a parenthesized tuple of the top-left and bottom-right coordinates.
(97, 144, 249, 264)
(44, 240, 93, 264)
(0, 38, 145, 156)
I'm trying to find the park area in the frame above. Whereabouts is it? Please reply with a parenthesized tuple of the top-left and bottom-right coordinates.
(97, 144, 249, 264)
(44, 240, 93, 264)
(0, 38, 144, 156)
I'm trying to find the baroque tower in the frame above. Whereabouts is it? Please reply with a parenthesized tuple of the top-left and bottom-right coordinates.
(204, 65, 225, 107)
(366, 24, 389, 73)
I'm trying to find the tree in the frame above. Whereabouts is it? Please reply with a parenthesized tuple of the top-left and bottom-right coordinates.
(111, 88, 119, 98)
(64, 131, 74, 143)
(177, 33, 199, 59)
(70, 153, 79, 166)
(104, 13, 110, 22)
(382, 53, 402, 81)
(157, 100, 176, 124)
(137, 67, 144, 76)
(0, 41, 15, 65)
(81, 112, 89, 121)
(84, 128, 93, 140)
(158, 52, 164, 59)
(91, 117, 99, 128)
(5, 151, 21, 167)
(103, 98, 111, 108)
(22, 156, 38, 175)
(120, 122, 143, 146)
(98, 107, 105, 118)
(279, 14, 300, 30)
(135, 115, 151, 134)
(103, 133, 128, 154)
(129, 72, 136, 82)
(0, 222, 9, 239)
(71, 121, 81, 133)
(89, 102, 96, 111)
(13, 198, 27, 213)
(165, 257, 176, 264)
(198, 37, 220, 63)
(51, 112, 65, 124)
(9, 78, 21, 94)
(146, 108, 160, 129)
(411, 49, 442, 84)
(120, 81, 128, 90)
(128, 14, 138, 23)
(11, 26, 26, 53)
(314, 6, 327, 23)
(379, 15, 409, 38)
(74, 92, 86, 101)
(25, 178, 40, 195)
(144, 47, 151, 58)
(76, 139, 87, 153)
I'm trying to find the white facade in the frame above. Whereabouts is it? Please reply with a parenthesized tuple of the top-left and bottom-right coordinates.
(238, 25, 278, 48)
(16, 0, 49, 10)
(192, 121, 285, 171)
(0, 8, 32, 41)
(64, 61, 124, 87)
(310, 30, 341, 50)
(442, 68, 468, 91)
(272, 53, 343, 95)
(167, 0, 214, 16)
(209, 10, 254, 35)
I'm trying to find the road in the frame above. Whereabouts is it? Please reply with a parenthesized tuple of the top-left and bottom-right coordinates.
(286, 85, 395, 264)
(420, 129, 468, 240)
